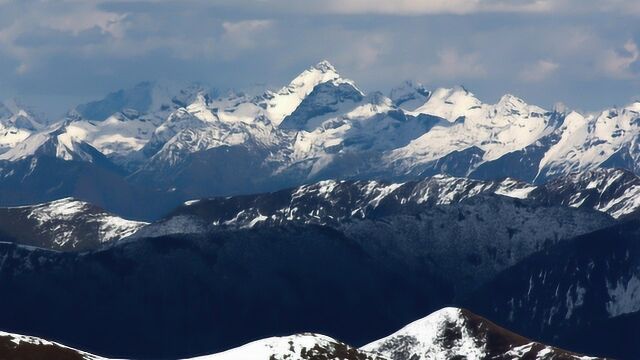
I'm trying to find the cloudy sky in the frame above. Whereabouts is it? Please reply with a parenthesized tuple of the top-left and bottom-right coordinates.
(1, 0, 640, 117)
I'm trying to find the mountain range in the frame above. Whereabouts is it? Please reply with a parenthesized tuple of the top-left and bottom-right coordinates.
(3, 61, 640, 219)
(0, 60, 639, 360)
(8, 168, 638, 255)
(0, 192, 627, 359)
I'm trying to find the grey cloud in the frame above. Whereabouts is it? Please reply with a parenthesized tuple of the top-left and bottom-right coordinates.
(1, 0, 640, 117)
(519, 60, 559, 82)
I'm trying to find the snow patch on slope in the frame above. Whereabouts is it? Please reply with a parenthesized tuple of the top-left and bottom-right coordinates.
(606, 275, 640, 317)
(188, 333, 369, 360)
(495, 178, 537, 199)
(14, 198, 147, 248)
(362, 307, 485, 360)
(0, 331, 105, 359)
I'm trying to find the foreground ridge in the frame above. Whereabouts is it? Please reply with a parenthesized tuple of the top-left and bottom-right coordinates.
(0, 331, 104, 360)
(362, 307, 602, 360)
(0, 308, 605, 360)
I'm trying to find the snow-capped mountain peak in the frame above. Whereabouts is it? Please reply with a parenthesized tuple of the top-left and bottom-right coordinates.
(186, 93, 216, 122)
(362, 307, 484, 359)
(189, 333, 378, 360)
(362, 307, 599, 360)
(626, 101, 640, 113)
(74, 81, 213, 125)
(497, 93, 525, 104)
(313, 59, 337, 72)
(0, 121, 102, 162)
(491, 93, 547, 125)
(496, 93, 529, 112)
(535, 103, 640, 181)
(389, 80, 430, 111)
(0, 98, 45, 126)
(389, 87, 552, 170)
(42, 82, 218, 164)
(264, 60, 361, 126)
(0, 99, 45, 154)
(0, 308, 604, 360)
(76, 81, 155, 121)
(6, 62, 640, 211)
(411, 86, 482, 122)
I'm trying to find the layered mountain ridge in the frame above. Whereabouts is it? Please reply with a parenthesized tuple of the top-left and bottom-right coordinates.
(131, 172, 616, 293)
(0, 60, 638, 360)
(136, 168, 638, 240)
(0, 186, 623, 359)
(4, 61, 640, 218)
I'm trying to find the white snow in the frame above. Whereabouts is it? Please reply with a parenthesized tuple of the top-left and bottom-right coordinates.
(366, 182, 403, 208)
(411, 86, 482, 122)
(346, 98, 393, 119)
(186, 94, 217, 122)
(495, 178, 537, 199)
(264, 60, 359, 126)
(0, 307, 602, 360)
(606, 275, 640, 317)
(10, 198, 147, 248)
(565, 283, 586, 319)
(0, 127, 33, 153)
(0, 331, 105, 359)
(247, 214, 268, 228)
(186, 334, 348, 360)
(361, 307, 486, 360)
(539, 104, 640, 179)
(598, 183, 640, 218)
(0, 99, 44, 153)
(0, 131, 50, 161)
(3, 62, 640, 228)
(389, 80, 430, 111)
(537, 111, 590, 178)
(504, 343, 536, 358)
(553, 168, 640, 219)
(0, 122, 98, 162)
(389, 90, 551, 173)
(62, 116, 158, 156)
